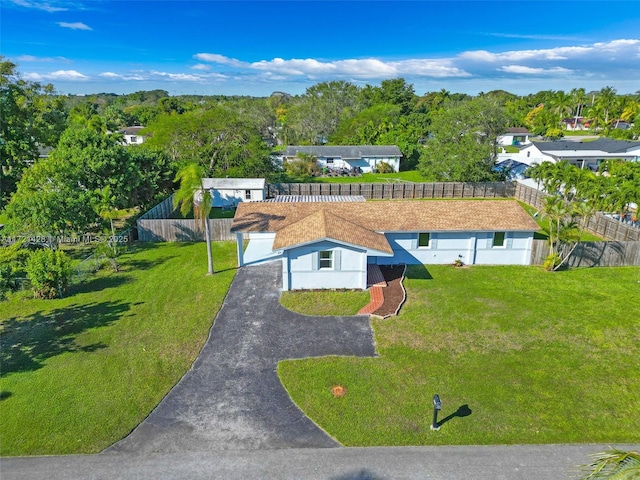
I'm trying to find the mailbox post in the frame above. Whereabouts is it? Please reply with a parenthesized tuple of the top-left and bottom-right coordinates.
(431, 394, 442, 431)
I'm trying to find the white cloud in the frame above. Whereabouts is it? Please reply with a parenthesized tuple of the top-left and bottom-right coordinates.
(191, 63, 211, 71)
(9, 0, 68, 12)
(100, 72, 145, 81)
(194, 53, 246, 67)
(57, 21, 92, 30)
(499, 65, 572, 75)
(25, 70, 89, 81)
(15, 54, 70, 63)
(459, 39, 640, 64)
(150, 71, 204, 82)
(49, 70, 89, 80)
(195, 53, 470, 79)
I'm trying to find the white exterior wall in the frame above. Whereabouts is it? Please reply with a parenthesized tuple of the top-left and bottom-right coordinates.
(377, 232, 533, 266)
(210, 188, 265, 207)
(123, 134, 144, 145)
(513, 145, 554, 167)
(317, 156, 400, 173)
(283, 240, 367, 291)
(473, 231, 533, 265)
(498, 134, 530, 147)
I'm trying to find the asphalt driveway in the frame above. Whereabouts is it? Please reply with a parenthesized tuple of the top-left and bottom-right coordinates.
(107, 262, 376, 454)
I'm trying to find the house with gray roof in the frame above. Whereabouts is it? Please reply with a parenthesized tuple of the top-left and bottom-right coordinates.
(281, 145, 403, 173)
(117, 126, 146, 146)
(513, 138, 640, 170)
(230, 199, 538, 290)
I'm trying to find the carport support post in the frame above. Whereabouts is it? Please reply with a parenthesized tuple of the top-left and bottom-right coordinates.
(236, 233, 244, 267)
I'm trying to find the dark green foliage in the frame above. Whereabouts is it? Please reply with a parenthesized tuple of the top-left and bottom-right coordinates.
(25, 249, 71, 299)
(5, 129, 173, 235)
(419, 97, 509, 181)
(144, 105, 277, 180)
(0, 58, 67, 208)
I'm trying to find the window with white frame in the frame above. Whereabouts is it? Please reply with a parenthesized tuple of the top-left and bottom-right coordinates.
(319, 250, 333, 269)
(129, 136, 138, 143)
(492, 232, 506, 247)
(245, 189, 251, 200)
(418, 232, 431, 248)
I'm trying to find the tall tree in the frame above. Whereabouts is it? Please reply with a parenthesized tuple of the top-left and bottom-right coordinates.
(143, 106, 277, 179)
(173, 163, 214, 275)
(0, 58, 67, 208)
(418, 97, 509, 181)
(287, 81, 361, 144)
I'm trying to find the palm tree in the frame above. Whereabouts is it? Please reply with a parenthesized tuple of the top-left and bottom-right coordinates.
(570, 87, 587, 129)
(551, 90, 573, 128)
(581, 449, 640, 479)
(94, 185, 120, 271)
(596, 86, 618, 126)
(542, 195, 569, 257)
(174, 163, 214, 275)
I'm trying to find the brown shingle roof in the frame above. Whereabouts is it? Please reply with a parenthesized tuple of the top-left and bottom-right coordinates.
(273, 210, 393, 253)
(231, 199, 539, 251)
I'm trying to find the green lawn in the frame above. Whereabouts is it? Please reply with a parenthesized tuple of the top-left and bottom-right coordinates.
(278, 265, 640, 446)
(0, 241, 237, 456)
(281, 290, 370, 316)
(283, 170, 429, 184)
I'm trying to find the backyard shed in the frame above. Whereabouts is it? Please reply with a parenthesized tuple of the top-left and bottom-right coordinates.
(202, 178, 266, 207)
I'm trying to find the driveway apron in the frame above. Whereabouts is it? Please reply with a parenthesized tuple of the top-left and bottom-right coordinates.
(107, 262, 377, 454)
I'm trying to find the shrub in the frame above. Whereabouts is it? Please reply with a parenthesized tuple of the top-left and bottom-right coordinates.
(25, 249, 72, 299)
(544, 128, 564, 140)
(543, 253, 562, 271)
(374, 161, 395, 174)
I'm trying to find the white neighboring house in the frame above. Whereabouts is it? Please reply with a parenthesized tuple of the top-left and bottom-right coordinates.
(281, 145, 403, 173)
(202, 178, 266, 208)
(505, 138, 640, 170)
(230, 199, 539, 291)
(118, 126, 146, 146)
(498, 127, 531, 147)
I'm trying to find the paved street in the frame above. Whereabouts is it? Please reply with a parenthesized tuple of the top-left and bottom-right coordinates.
(4, 444, 640, 480)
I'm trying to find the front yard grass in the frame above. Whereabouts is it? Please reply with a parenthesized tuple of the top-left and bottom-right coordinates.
(278, 264, 640, 446)
(281, 289, 370, 316)
(0, 241, 237, 456)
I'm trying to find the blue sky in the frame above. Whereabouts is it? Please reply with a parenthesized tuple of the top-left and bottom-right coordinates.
(2, 0, 640, 97)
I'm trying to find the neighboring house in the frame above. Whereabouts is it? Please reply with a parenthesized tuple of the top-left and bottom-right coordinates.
(230, 199, 539, 291)
(118, 126, 146, 146)
(202, 178, 266, 208)
(281, 145, 403, 173)
(508, 138, 640, 170)
(498, 127, 531, 147)
(561, 117, 591, 131)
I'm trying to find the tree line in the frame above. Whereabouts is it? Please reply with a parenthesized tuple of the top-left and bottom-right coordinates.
(2, 56, 640, 237)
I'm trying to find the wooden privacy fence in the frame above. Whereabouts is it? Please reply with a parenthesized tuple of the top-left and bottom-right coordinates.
(530, 239, 640, 267)
(137, 219, 234, 242)
(137, 193, 176, 220)
(515, 183, 640, 242)
(267, 181, 516, 199)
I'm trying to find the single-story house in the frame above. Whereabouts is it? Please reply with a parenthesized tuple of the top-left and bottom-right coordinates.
(280, 145, 403, 173)
(498, 127, 531, 147)
(202, 178, 266, 207)
(230, 199, 539, 291)
(118, 126, 146, 145)
(507, 138, 640, 170)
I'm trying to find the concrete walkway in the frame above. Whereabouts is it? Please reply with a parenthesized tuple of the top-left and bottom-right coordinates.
(107, 262, 376, 453)
(4, 444, 640, 480)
